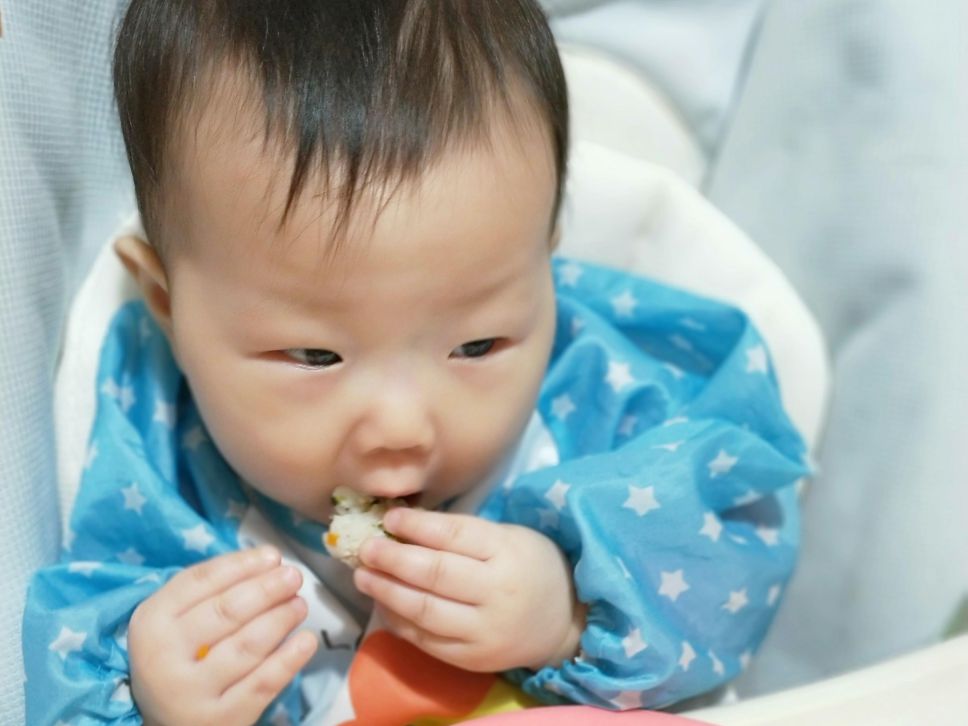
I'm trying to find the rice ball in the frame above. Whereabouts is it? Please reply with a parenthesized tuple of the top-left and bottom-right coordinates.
(324, 486, 406, 568)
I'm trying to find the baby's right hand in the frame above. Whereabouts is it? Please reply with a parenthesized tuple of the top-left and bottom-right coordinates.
(128, 546, 318, 726)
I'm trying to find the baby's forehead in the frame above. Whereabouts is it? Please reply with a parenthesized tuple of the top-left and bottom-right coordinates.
(162, 68, 556, 258)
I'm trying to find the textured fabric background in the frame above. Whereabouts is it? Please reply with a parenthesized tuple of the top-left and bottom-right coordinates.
(0, 2, 132, 722)
(707, 0, 968, 694)
(544, 0, 767, 155)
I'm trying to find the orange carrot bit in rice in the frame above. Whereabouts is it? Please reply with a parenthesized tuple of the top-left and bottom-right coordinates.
(326, 532, 339, 547)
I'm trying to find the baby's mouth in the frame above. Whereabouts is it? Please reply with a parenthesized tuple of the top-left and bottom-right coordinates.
(402, 493, 422, 507)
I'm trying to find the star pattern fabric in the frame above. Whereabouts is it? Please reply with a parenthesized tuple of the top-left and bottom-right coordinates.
(23, 257, 807, 722)
(480, 259, 807, 709)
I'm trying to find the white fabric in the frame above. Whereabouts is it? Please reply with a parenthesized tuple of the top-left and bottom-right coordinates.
(559, 43, 706, 186)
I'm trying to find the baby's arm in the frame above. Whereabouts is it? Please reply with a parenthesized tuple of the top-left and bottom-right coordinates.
(354, 508, 584, 673)
(128, 547, 317, 725)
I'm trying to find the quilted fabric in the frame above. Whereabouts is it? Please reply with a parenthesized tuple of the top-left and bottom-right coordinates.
(0, 2, 132, 722)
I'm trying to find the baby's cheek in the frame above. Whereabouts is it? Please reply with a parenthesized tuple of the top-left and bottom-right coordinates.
(217, 415, 327, 497)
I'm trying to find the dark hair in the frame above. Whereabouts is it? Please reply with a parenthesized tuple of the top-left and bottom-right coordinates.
(113, 0, 569, 256)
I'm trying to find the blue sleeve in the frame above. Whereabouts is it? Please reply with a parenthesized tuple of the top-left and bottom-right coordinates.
(489, 259, 809, 709)
(21, 302, 302, 725)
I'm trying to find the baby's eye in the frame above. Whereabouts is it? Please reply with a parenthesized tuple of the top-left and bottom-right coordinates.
(285, 349, 343, 368)
(450, 338, 498, 359)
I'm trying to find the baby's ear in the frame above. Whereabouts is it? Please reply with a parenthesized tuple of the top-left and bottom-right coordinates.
(114, 235, 174, 338)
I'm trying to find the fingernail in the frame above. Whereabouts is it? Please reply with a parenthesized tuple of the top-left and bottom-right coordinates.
(358, 538, 377, 564)
(258, 545, 280, 563)
(354, 567, 373, 593)
(279, 565, 301, 586)
(383, 508, 401, 530)
(295, 631, 316, 654)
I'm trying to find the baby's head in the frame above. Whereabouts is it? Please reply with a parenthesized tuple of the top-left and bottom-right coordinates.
(112, 0, 569, 520)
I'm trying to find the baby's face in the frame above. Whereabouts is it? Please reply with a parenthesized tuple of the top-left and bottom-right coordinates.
(152, 96, 558, 522)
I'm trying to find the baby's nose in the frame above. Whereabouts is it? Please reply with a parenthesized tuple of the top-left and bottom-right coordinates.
(353, 379, 436, 458)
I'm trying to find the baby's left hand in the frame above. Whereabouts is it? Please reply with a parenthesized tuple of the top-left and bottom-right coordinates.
(354, 508, 585, 673)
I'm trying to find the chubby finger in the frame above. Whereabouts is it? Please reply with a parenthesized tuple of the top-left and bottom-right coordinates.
(180, 564, 303, 651)
(354, 566, 478, 639)
(381, 509, 499, 560)
(204, 596, 311, 689)
(220, 628, 317, 722)
(154, 546, 282, 616)
(358, 537, 485, 604)
(377, 605, 473, 666)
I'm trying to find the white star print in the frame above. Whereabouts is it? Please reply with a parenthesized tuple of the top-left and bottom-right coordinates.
(658, 570, 690, 602)
(746, 345, 769, 374)
(557, 262, 584, 287)
(181, 524, 215, 553)
(617, 415, 637, 437)
(653, 441, 684, 453)
(739, 651, 753, 670)
(121, 483, 147, 515)
(699, 512, 723, 542)
(538, 508, 559, 531)
(767, 584, 783, 607)
(622, 628, 648, 658)
(680, 317, 706, 332)
(182, 425, 207, 451)
(622, 485, 660, 517)
(606, 361, 635, 392)
(68, 561, 102, 577)
(136, 572, 162, 585)
(662, 416, 689, 427)
(100, 377, 136, 413)
(545, 480, 570, 511)
(723, 588, 750, 614)
(117, 548, 145, 567)
(84, 442, 99, 471)
(610, 290, 638, 317)
(664, 363, 685, 380)
(710, 650, 725, 676)
(733, 490, 761, 507)
(679, 641, 697, 671)
(611, 691, 642, 709)
(756, 526, 780, 546)
(111, 679, 132, 703)
(571, 317, 585, 337)
(153, 399, 176, 428)
(100, 377, 119, 398)
(707, 449, 738, 478)
(551, 394, 576, 421)
(49, 627, 86, 660)
(225, 500, 248, 520)
(139, 316, 152, 341)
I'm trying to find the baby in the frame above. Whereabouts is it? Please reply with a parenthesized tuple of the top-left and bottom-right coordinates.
(23, 1, 808, 724)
